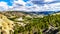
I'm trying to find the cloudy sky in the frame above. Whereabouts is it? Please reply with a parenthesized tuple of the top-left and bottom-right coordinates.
(0, 0, 60, 12)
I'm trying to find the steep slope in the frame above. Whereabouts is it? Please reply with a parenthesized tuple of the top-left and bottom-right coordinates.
(0, 14, 14, 34)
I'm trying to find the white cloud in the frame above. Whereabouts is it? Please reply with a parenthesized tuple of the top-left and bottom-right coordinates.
(13, 0, 26, 6)
(48, 3, 60, 11)
(8, 0, 42, 11)
(44, 0, 55, 2)
(38, 3, 60, 11)
(10, 0, 60, 11)
(0, 2, 9, 11)
(0, 0, 60, 12)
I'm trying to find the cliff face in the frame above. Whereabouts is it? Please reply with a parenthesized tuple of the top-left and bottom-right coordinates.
(0, 14, 14, 34)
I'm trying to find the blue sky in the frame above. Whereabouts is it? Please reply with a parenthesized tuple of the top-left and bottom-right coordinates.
(0, 0, 13, 6)
(0, 0, 60, 11)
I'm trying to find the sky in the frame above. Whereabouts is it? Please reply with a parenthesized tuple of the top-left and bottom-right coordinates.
(0, 0, 60, 12)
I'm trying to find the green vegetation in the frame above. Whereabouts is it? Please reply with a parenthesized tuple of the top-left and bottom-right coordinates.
(14, 14, 60, 34)
(1, 11, 60, 34)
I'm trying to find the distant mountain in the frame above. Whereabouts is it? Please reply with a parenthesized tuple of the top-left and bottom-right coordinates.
(24, 11, 55, 15)
(25, 11, 60, 15)
(1, 11, 60, 15)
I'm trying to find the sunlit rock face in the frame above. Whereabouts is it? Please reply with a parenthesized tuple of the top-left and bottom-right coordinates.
(0, 14, 14, 34)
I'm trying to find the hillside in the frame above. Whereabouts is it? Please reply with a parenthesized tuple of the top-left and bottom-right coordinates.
(0, 11, 60, 34)
(0, 14, 14, 34)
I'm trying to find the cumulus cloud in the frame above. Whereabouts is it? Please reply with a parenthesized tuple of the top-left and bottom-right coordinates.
(13, 0, 26, 6)
(47, 3, 60, 11)
(11, 0, 60, 11)
(44, 0, 55, 2)
(35, 3, 60, 11)
(0, 1, 9, 11)
(0, 0, 60, 12)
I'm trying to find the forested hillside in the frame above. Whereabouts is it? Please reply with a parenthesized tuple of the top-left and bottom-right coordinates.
(0, 11, 60, 34)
